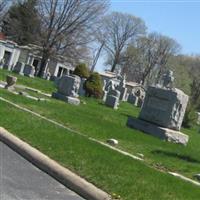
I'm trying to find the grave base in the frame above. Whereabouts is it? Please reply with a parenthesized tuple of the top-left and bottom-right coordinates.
(24, 74, 34, 78)
(52, 92, 80, 105)
(127, 117, 189, 145)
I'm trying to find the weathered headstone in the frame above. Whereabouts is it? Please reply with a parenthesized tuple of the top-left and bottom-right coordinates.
(116, 74, 127, 101)
(102, 90, 108, 102)
(0, 58, 5, 69)
(5, 75, 17, 90)
(127, 71, 189, 145)
(79, 78, 86, 96)
(103, 80, 115, 102)
(23, 64, 35, 77)
(137, 97, 144, 108)
(127, 93, 138, 106)
(52, 75, 81, 105)
(105, 89, 120, 109)
(139, 87, 188, 130)
(13, 62, 25, 75)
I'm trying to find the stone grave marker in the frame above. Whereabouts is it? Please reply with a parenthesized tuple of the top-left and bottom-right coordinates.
(105, 89, 120, 109)
(23, 64, 35, 77)
(52, 74, 81, 105)
(127, 70, 189, 145)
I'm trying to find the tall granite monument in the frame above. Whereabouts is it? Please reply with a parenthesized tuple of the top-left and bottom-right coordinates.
(127, 70, 189, 145)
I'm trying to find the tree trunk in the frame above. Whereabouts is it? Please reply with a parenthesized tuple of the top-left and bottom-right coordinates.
(111, 61, 117, 72)
(91, 42, 104, 72)
(38, 51, 49, 77)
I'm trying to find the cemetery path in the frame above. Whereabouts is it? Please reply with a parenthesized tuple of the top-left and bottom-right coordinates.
(0, 142, 84, 200)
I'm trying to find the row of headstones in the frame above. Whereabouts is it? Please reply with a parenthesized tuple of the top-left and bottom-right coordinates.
(2, 61, 143, 110)
(102, 78, 145, 109)
(104, 88, 144, 109)
(0, 61, 35, 78)
(52, 74, 134, 108)
(1, 61, 52, 80)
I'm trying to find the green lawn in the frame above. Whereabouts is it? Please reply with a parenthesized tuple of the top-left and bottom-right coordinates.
(1, 68, 200, 199)
(1, 98, 200, 200)
(0, 68, 55, 93)
(1, 88, 200, 180)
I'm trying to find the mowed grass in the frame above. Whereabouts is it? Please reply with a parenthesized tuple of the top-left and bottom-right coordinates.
(0, 68, 55, 93)
(1, 100, 200, 200)
(1, 87, 200, 180)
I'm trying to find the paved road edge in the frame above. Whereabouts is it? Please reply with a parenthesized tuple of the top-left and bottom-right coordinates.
(0, 127, 111, 200)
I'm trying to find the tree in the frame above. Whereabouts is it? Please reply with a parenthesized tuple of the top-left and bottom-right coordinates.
(98, 12, 146, 72)
(73, 63, 90, 78)
(90, 41, 105, 72)
(0, 0, 10, 23)
(0, 0, 6, 17)
(37, 0, 108, 77)
(2, 0, 41, 45)
(122, 33, 180, 85)
(84, 72, 103, 98)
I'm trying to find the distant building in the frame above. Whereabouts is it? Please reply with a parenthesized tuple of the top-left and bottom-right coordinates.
(0, 40, 21, 70)
(0, 39, 75, 78)
(99, 70, 142, 93)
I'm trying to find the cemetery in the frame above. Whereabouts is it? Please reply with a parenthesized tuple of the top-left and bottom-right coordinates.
(1, 65, 200, 200)
(0, 1, 200, 200)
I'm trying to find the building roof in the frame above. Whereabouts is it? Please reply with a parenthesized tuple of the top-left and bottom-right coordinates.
(126, 81, 140, 87)
(99, 71, 117, 78)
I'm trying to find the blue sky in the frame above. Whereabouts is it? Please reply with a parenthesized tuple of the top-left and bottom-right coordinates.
(96, 0, 200, 71)
(110, 0, 200, 55)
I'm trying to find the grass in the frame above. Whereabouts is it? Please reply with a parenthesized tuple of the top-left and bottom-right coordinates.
(1, 88, 200, 180)
(1, 68, 200, 199)
(1, 99, 200, 200)
(0, 68, 55, 93)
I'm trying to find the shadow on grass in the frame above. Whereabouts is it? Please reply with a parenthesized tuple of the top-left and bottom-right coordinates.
(120, 113, 135, 118)
(152, 150, 200, 164)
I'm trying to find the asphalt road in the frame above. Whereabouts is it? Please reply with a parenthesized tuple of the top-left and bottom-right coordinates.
(0, 142, 84, 200)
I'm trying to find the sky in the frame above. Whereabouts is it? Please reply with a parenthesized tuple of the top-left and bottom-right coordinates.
(96, 0, 200, 71)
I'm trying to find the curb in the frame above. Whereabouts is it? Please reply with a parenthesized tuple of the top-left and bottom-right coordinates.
(0, 127, 111, 200)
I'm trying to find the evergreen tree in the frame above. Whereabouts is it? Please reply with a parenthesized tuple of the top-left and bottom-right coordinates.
(2, 0, 41, 45)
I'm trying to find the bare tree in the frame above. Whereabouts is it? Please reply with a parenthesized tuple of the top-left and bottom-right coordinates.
(90, 41, 105, 72)
(97, 12, 146, 72)
(122, 33, 180, 85)
(0, 0, 9, 22)
(37, 0, 108, 77)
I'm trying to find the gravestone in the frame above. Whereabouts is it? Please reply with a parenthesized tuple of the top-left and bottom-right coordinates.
(116, 74, 127, 101)
(79, 78, 86, 96)
(13, 62, 25, 75)
(23, 64, 35, 77)
(127, 70, 189, 145)
(127, 93, 138, 106)
(0, 58, 5, 69)
(137, 97, 144, 108)
(52, 75, 81, 105)
(102, 91, 108, 102)
(105, 89, 120, 109)
(46, 72, 51, 80)
(103, 80, 115, 102)
(5, 75, 17, 90)
(139, 87, 188, 130)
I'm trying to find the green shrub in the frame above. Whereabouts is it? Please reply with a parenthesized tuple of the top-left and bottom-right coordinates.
(182, 103, 198, 128)
(73, 63, 90, 78)
(84, 72, 103, 98)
